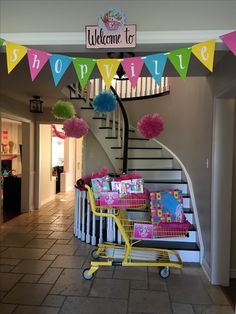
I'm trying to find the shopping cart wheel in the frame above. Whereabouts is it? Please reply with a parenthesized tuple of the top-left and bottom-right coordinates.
(159, 267, 170, 279)
(91, 249, 99, 260)
(83, 268, 94, 280)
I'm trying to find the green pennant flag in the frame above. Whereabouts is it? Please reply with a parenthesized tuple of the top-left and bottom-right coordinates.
(168, 47, 192, 79)
(73, 57, 96, 90)
(0, 38, 5, 48)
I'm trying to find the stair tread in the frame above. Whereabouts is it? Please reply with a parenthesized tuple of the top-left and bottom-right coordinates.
(126, 168, 182, 171)
(135, 241, 200, 251)
(116, 157, 173, 160)
(145, 179, 187, 184)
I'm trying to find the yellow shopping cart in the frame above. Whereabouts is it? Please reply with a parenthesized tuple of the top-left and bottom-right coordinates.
(81, 182, 183, 280)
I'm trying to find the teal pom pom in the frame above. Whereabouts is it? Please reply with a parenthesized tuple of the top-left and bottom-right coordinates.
(52, 100, 76, 119)
(92, 91, 117, 113)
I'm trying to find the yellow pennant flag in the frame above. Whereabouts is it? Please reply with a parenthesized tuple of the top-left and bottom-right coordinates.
(96, 59, 120, 89)
(192, 40, 216, 72)
(6, 42, 27, 73)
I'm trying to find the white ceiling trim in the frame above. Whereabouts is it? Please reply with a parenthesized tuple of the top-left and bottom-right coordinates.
(0, 30, 232, 48)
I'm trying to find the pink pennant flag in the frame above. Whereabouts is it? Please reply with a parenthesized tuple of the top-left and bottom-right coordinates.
(121, 57, 144, 88)
(220, 31, 236, 56)
(27, 48, 50, 81)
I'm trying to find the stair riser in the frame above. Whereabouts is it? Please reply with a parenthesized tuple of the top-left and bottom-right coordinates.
(128, 159, 173, 169)
(136, 170, 182, 180)
(177, 250, 200, 263)
(128, 150, 163, 158)
(128, 140, 161, 148)
(144, 182, 188, 194)
(151, 231, 197, 243)
(183, 198, 190, 208)
(185, 213, 194, 224)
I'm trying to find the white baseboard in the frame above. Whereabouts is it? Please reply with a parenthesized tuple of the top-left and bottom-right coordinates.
(202, 257, 211, 282)
(230, 268, 236, 278)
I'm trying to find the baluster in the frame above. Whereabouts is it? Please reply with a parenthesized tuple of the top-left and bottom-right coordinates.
(99, 215, 103, 244)
(106, 112, 110, 127)
(81, 190, 86, 241)
(117, 107, 121, 147)
(117, 229, 122, 244)
(91, 213, 96, 245)
(77, 189, 82, 238)
(86, 201, 91, 243)
(90, 79, 94, 99)
(107, 210, 114, 242)
(112, 110, 116, 137)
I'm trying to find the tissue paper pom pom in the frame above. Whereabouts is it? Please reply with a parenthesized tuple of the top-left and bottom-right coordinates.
(52, 100, 76, 119)
(92, 91, 117, 113)
(63, 117, 89, 138)
(137, 113, 164, 139)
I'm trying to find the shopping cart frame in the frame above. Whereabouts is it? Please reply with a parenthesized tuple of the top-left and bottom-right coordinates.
(81, 183, 183, 280)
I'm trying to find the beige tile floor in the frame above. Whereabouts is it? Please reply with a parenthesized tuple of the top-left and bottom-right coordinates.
(0, 191, 234, 314)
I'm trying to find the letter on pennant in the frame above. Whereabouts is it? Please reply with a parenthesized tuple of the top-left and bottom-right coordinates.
(192, 40, 216, 72)
(49, 54, 72, 86)
(144, 53, 167, 86)
(96, 59, 120, 90)
(6, 42, 27, 74)
(73, 58, 96, 90)
(168, 47, 192, 79)
(121, 57, 144, 88)
(27, 48, 50, 81)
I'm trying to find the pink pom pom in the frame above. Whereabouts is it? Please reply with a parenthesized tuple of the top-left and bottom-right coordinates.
(137, 113, 164, 139)
(63, 117, 89, 138)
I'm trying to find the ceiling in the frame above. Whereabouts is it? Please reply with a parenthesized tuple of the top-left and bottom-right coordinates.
(0, 45, 233, 108)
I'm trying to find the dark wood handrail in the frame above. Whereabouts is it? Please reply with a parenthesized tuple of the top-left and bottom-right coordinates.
(110, 85, 129, 174)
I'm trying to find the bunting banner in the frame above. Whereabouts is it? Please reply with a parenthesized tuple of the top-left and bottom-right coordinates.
(121, 57, 144, 88)
(144, 53, 167, 86)
(167, 47, 192, 79)
(192, 40, 216, 72)
(49, 54, 72, 86)
(0, 38, 5, 48)
(0, 30, 235, 89)
(6, 42, 27, 74)
(73, 57, 96, 90)
(27, 48, 50, 81)
(96, 59, 120, 89)
(220, 31, 236, 56)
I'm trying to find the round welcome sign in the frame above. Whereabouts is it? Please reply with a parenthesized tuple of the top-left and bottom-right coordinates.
(98, 7, 126, 33)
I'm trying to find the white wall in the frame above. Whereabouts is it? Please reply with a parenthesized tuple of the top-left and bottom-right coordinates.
(38, 124, 56, 207)
(0, 0, 235, 33)
(61, 137, 76, 192)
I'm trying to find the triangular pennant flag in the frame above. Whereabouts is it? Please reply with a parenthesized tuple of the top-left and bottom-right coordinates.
(49, 54, 72, 86)
(73, 57, 96, 90)
(27, 48, 50, 81)
(6, 42, 27, 74)
(0, 38, 5, 48)
(121, 57, 144, 88)
(220, 31, 236, 56)
(96, 59, 120, 90)
(144, 53, 167, 86)
(192, 40, 216, 72)
(168, 47, 192, 79)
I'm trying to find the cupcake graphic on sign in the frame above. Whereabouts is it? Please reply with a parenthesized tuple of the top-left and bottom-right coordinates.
(98, 7, 126, 32)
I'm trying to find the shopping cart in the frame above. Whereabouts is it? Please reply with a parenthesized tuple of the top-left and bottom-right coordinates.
(80, 182, 183, 280)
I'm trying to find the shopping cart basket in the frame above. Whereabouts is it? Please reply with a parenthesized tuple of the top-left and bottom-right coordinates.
(80, 182, 183, 280)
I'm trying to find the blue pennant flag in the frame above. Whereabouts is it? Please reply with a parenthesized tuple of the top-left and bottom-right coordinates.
(49, 54, 72, 86)
(144, 53, 167, 86)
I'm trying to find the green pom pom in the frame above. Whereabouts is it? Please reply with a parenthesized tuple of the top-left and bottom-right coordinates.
(52, 100, 76, 119)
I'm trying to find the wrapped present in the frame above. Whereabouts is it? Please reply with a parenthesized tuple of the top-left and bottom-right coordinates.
(100, 191, 119, 206)
(91, 176, 110, 199)
(152, 221, 192, 238)
(133, 223, 153, 239)
(150, 190, 185, 223)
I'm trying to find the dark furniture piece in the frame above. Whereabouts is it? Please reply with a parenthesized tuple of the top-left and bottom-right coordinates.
(3, 176, 21, 217)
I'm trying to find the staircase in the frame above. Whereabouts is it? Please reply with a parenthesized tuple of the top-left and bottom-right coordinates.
(66, 78, 203, 264)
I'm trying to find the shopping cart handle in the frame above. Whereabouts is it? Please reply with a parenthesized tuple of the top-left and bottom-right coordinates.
(75, 179, 86, 191)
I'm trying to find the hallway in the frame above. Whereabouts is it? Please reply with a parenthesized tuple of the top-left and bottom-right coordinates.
(0, 191, 234, 314)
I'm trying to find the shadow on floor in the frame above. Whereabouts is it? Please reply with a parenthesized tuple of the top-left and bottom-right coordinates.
(221, 279, 236, 310)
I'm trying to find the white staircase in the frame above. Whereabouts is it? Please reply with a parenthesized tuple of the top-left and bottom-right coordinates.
(64, 79, 202, 263)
